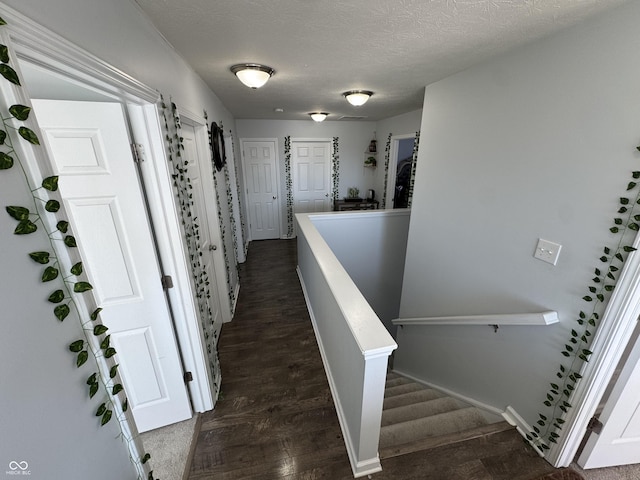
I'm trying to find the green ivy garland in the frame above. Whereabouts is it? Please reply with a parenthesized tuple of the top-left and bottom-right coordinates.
(529, 144, 640, 453)
(381, 133, 392, 209)
(284, 136, 294, 238)
(331, 136, 340, 205)
(160, 99, 221, 399)
(406, 131, 420, 209)
(0, 17, 153, 479)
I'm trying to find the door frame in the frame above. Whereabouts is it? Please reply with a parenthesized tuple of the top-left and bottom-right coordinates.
(385, 134, 415, 209)
(3, 6, 215, 419)
(239, 138, 282, 241)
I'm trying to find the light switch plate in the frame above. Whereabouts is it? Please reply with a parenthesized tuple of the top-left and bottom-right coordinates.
(534, 238, 562, 265)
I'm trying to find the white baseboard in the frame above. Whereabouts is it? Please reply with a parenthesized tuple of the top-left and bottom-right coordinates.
(503, 406, 547, 457)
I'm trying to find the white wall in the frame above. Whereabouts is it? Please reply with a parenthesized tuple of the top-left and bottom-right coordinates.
(236, 119, 377, 236)
(311, 210, 411, 337)
(397, 0, 640, 427)
(0, 1, 242, 478)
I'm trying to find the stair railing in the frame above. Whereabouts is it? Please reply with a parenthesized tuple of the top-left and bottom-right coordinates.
(296, 212, 397, 478)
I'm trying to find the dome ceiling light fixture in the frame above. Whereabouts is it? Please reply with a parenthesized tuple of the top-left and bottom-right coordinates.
(230, 63, 275, 89)
(343, 90, 374, 106)
(309, 112, 329, 122)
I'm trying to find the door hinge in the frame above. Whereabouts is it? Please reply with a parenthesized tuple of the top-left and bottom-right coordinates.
(587, 416, 604, 434)
(161, 275, 174, 289)
(131, 143, 144, 163)
(184, 371, 193, 383)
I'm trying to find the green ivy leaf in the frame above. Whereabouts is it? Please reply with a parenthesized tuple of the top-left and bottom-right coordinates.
(0, 151, 13, 169)
(0, 63, 20, 85)
(614, 218, 623, 225)
(93, 324, 108, 336)
(41, 266, 59, 282)
(610, 227, 620, 233)
(95, 403, 106, 417)
(14, 219, 37, 235)
(623, 246, 637, 253)
(0, 129, 6, 145)
(86, 373, 98, 385)
(8, 104, 31, 121)
(54, 304, 70, 321)
(101, 409, 112, 426)
(122, 398, 128, 412)
(64, 235, 77, 247)
(588, 286, 596, 293)
(18, 126, 39, 145)
(141, 453, 151, 464)
(616, 252, 624, 262)
(48, 289, 64, 303)
(634, 171, 640, 179)
(100, 335, 110, 349)
(56, 220, 69, 233)
(76, 350, 89, 367)
(89, 382, 99, 399)
(74, 281, 93, 293)
(630, 223, 640, 231)
(0, 43, 8, 63)
(620, 197, 630, 205)
(29, 251, 50, 264)
(6, 205, 29, 220)
(112, 383, 123, 395)
(104, 347, 117, 358)
(45, 200, 60, 212)
(600, 256, 608, 262)
(69, 340, 84, 352)
(582, 296, 593, 302)
(70, 262, 83, 275)
(618, 206, 628, 213)
(90, 307, 103, 321)
(109, 364, 119, 379)
(628, 182, 637, 191)
(42, 176, 59, 191)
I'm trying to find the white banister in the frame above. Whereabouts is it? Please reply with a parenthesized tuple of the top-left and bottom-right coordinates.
(296, 212, 397, 478)
(393, 311, 558, 327)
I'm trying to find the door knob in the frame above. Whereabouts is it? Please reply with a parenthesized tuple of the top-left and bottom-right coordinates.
(273, 196, 277, 200)
(325, 193, 329, 197)
(209, 245, 217, 251)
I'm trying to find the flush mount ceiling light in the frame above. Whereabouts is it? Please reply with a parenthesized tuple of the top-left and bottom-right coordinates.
(343, 90, 374, 106)
(230, 63, 275, 89)
(309, 112, 329, 122)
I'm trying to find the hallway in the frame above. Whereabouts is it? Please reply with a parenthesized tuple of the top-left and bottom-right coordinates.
(186, 239, 559, 479)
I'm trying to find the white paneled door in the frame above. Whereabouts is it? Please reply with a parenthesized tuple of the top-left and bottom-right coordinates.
(32, 99, 191, 432)
(578, 325, 640, 469)
(292, 141, 331, 214)
(242, 140, 280, 240)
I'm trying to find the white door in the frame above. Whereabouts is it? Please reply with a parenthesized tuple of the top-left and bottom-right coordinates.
(181, 122, 225, 340)
(578, 323, 640, 469)
(242, 140, 280, 240)
(292, 141, 331, 214)
(32, 99, 191, 432)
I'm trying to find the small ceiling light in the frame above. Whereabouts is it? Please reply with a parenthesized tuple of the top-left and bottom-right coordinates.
(343, 90, 374, 106)
(230, 63, 275, 89)
(309, 112, 329, 122)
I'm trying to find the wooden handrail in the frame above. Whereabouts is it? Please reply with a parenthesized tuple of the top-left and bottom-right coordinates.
(392, 311, 558, 327)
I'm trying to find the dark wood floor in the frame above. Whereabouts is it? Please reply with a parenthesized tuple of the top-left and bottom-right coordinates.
(187, 239, 560, 480)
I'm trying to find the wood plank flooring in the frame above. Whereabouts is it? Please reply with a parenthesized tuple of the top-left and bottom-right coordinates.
(187, 239, 559, 480)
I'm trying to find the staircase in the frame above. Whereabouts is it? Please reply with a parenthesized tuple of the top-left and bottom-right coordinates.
(380, 372, 512, 459)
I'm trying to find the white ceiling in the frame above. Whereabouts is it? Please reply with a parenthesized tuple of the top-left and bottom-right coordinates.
(133, 0, 628, 121)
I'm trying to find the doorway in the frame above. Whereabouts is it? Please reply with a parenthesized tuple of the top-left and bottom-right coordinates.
(386, 135, 416, 209)
(291, 139, 332, 214)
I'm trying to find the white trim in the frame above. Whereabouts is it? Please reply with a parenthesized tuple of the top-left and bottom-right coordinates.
(503, 406, 547, 456)
(392, 311, 558, 327)
(239, 138, 282, 241)
(548, 233, 640, 466)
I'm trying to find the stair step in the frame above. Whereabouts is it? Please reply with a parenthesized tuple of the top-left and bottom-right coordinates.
(379, 421, 513, 459)
(385, 376, 413, 389)
(383, 388, 446, 410)
(381, 396, 468, 426)
(384, 382, 426, 397)
(380, 406, 487, 449)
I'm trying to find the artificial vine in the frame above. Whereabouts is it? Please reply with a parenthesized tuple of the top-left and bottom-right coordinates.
(331, 136, 340, 206)
(406, 131, 420, 208)
(284, 136, 294, 238)
(381, 133, 392, 209)
(529, 144, 640, 453)
(0, 17, 153, 479)
(161, 98, 221, 396)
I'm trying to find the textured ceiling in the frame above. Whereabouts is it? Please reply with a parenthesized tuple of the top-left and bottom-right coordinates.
(134, 0, 628, 121)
